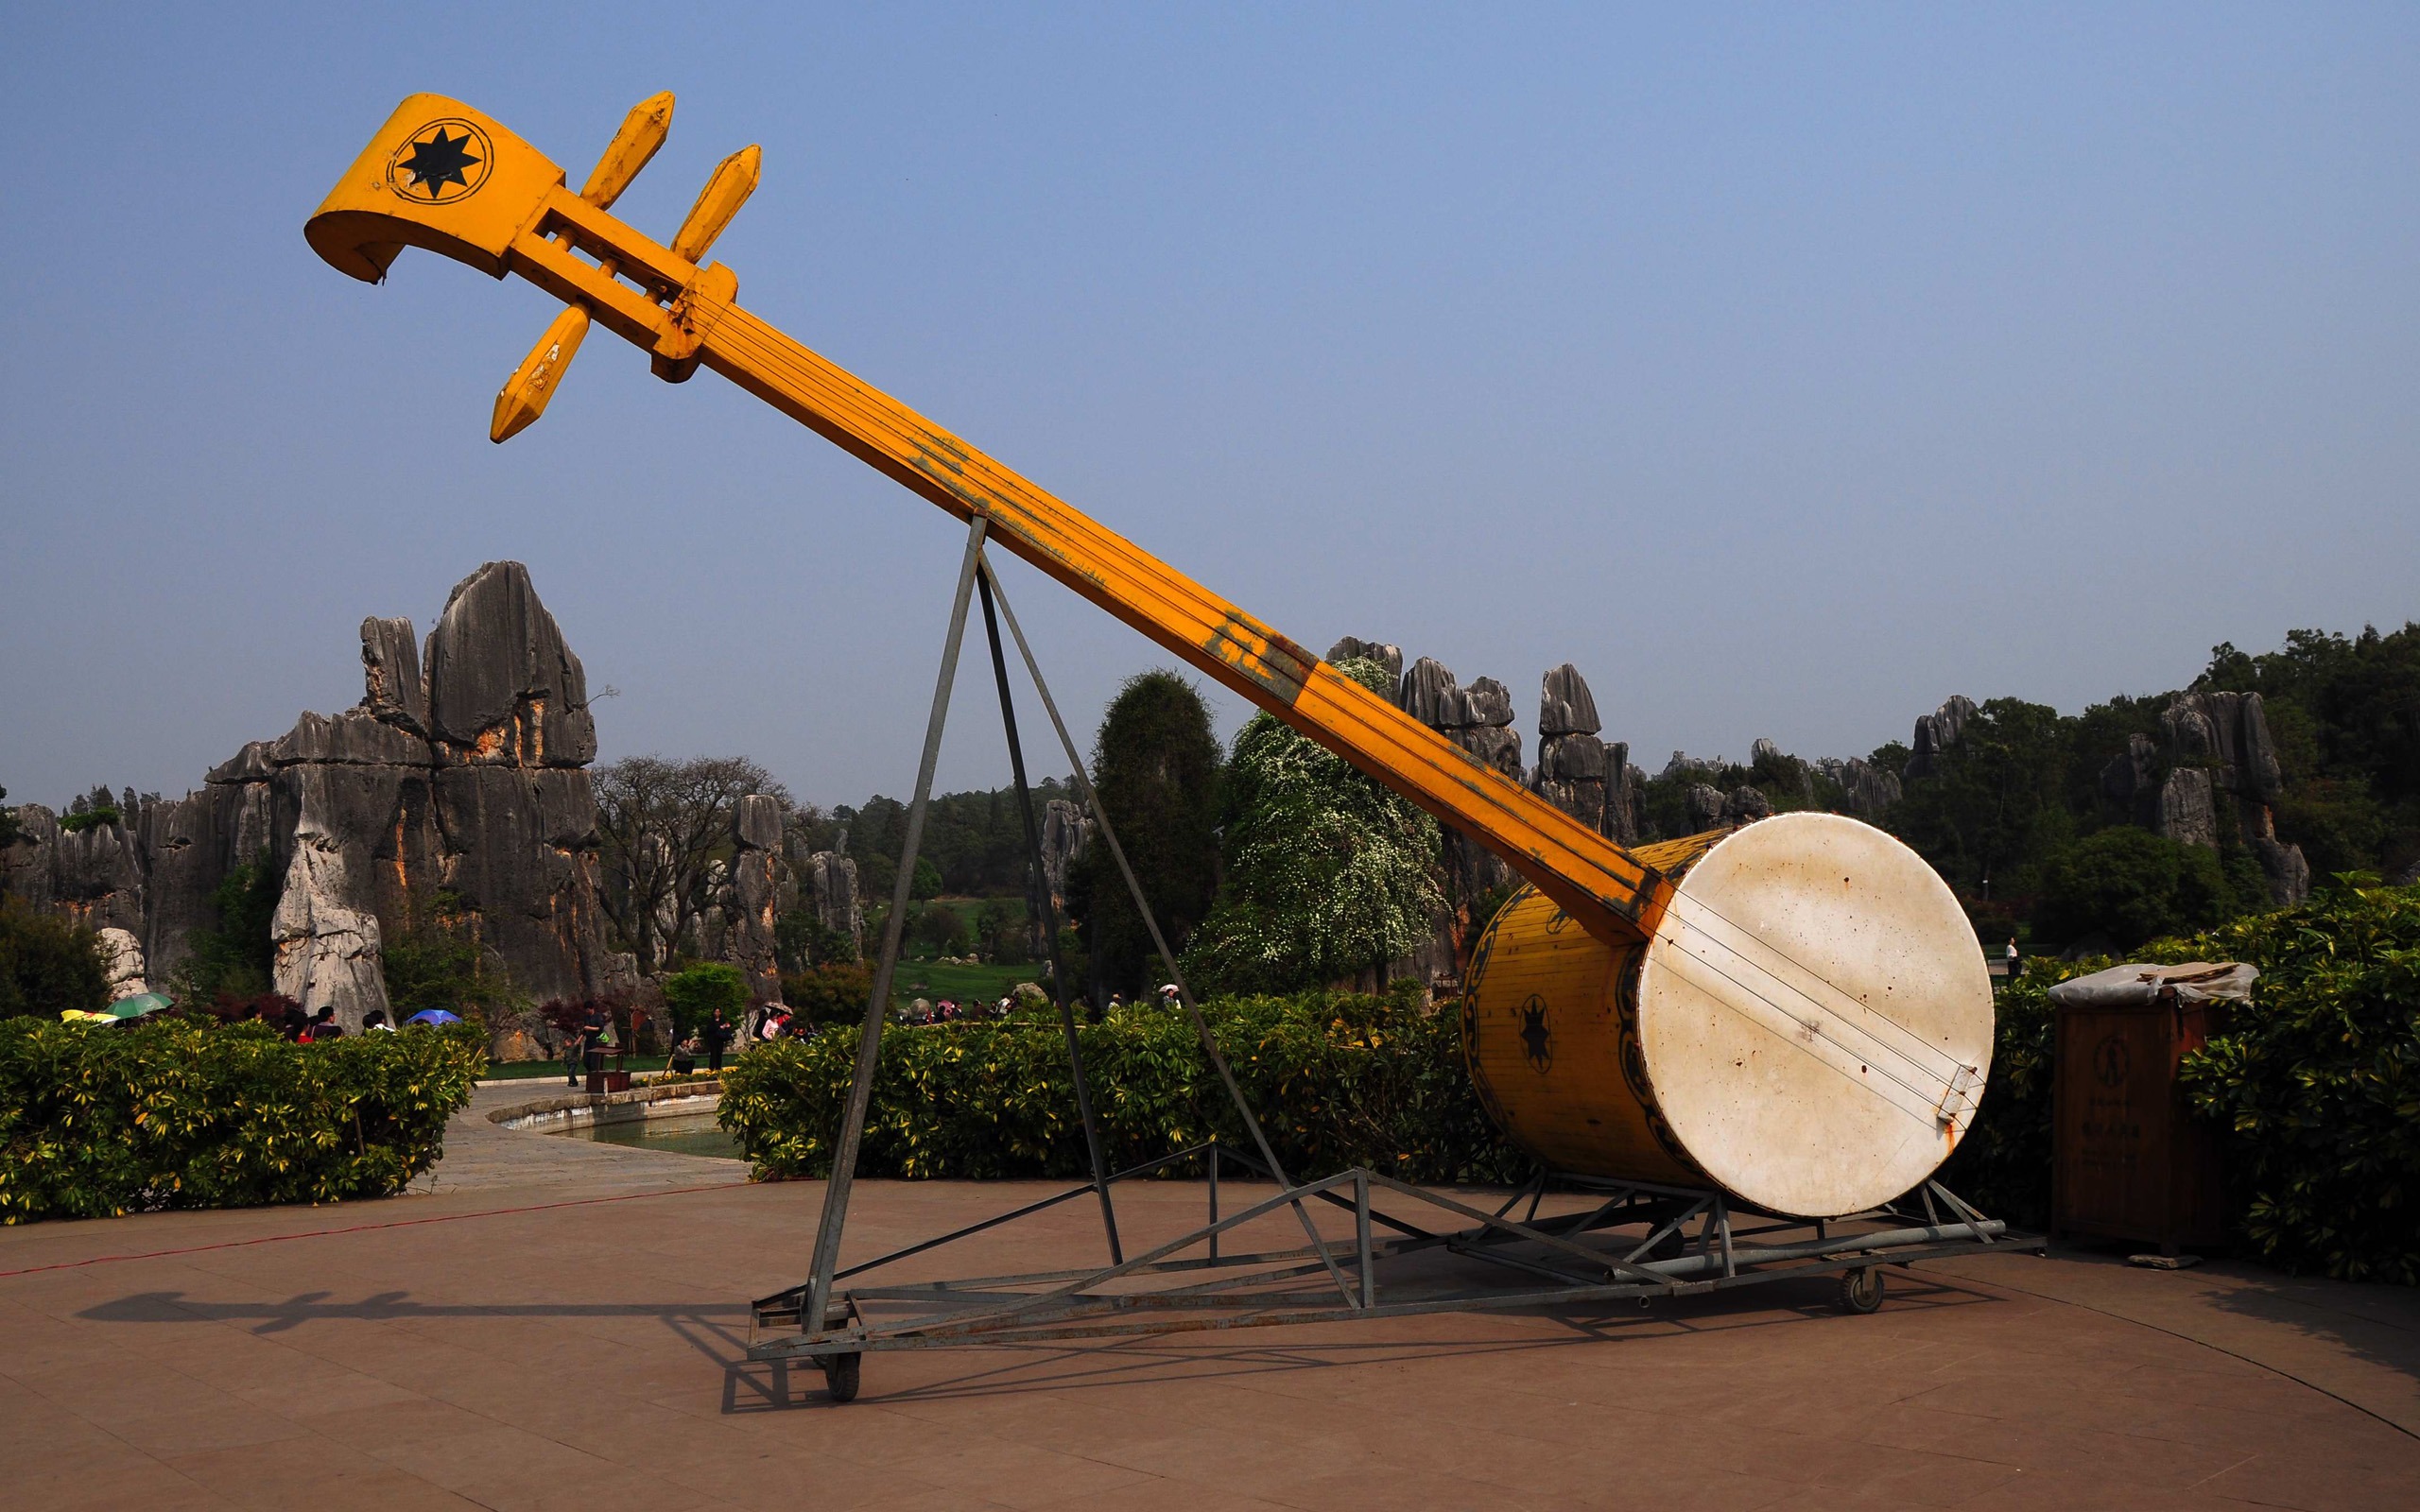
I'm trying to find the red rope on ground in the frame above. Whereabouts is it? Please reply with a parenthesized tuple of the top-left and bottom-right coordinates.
(0, 1180, 755, 1280)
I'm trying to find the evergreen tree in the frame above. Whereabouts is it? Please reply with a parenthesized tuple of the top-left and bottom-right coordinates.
(1064, 670, 1224, 997)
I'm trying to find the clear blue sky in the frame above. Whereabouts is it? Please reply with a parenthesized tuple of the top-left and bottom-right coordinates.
(5, 4, 2415, 812)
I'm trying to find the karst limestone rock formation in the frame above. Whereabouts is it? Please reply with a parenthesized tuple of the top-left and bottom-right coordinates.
(1037, 799, 1092, 924)
(1531, 663, 1634, 845)
(788, 831, 866, 958)
(1899, 684, 2313, 908)
(2, 561, 616, 1041)
(1323, 636, 1403, 688)
(1902, 696, 1979, 782)
(95, 926, 148, 999)
(722, 795, 786, 1001)
(1392, 654, 1525, 902)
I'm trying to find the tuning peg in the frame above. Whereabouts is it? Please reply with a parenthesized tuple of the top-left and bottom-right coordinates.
(489, 92, 671, 442)
(580, 92, 674, 209)
(670, 145, 761, 264)
(491, 303, 591, 442)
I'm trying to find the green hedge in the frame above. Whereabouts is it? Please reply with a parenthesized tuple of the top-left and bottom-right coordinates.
(2180, 883, 2420, 1283)
(0, 1019, 486, 1223)
(1937, 881, 2420, 1282)
(719, 990, 1526, 1187)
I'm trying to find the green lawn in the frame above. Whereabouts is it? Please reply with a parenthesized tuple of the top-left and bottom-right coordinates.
(890, 958, 1044, 1010)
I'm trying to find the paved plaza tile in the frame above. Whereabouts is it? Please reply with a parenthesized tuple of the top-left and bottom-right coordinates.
(2, 1089, 2415, 1510)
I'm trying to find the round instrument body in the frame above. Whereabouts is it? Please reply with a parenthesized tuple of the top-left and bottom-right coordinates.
(1462, 813, 1994, 1218)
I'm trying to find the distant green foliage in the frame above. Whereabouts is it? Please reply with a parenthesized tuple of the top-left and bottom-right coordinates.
(381, 911, 526, 1027)
(911, 900, 968, 956)
(57, 783, 122, 834)
(974, 898, 1028, 964)
(1065, 670, 1225, 997)
(718, 990, 1522, 1185)
(662, 962, 748, 1040)
(2200, 626, 2420, 878)
(1873, 623, 2420, 946)
(2034, 827, 2253, 951)
(0, 787, 21, 850)
(781, 962, 873, 1027)
(1184, 660, 1442, 995)
(0, 902, 109, 1022)
(775, 909, 858, 972)
(840, 779, 1078, 901)
(0, 1018, 484, 1222)
(174, 861, 282, 1000)
(1886, 698, 2077, 899)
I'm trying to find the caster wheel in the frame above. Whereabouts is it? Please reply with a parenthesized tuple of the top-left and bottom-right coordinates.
(1839, 1265, 1884, 1314)
(821, 1351, 862, 1402)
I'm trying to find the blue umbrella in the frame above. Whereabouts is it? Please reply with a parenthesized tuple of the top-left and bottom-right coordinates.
(406, 1008, 463, 1025)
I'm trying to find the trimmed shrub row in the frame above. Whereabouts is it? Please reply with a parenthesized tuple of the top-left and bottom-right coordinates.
(718, 989, 1526, 1187)
(0, 1019, 486, 1223)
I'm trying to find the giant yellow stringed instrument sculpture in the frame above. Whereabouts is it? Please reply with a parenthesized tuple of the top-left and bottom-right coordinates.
(309, 94, 1992, 1219)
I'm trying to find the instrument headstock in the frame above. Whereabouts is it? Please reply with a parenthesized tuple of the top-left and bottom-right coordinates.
(305, 92, 756, 439)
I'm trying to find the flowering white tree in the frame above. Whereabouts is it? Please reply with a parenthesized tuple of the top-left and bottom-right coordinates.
(1183, 660, 1443, 994)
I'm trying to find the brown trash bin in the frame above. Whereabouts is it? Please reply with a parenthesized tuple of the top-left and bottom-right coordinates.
(2049, 962, 2252, 1255)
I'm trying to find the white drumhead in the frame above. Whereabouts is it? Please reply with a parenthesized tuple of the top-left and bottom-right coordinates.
(1636, 813, 1994, 1217)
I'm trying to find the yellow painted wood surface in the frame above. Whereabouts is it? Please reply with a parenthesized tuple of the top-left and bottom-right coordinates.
(1461, 830, 1730, 1181)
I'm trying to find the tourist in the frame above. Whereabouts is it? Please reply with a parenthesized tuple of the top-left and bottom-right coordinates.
(363, 1009, 394, 1034)
(305, 1006, 344, 1040)
(579, 1005, 609, 1081)
(705, 1007, 734, 1074)
(669, 1036, 698, 1076)
(562, 1030, 582, 1088)
(281, 1005, 310, 1041)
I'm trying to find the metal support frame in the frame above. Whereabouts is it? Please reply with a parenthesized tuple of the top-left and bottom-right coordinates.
(767, 532, 2041, 1387)
(752, 1166, 2034, 1364)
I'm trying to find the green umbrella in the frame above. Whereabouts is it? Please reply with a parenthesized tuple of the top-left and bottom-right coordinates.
(105, 992, 173, 1019)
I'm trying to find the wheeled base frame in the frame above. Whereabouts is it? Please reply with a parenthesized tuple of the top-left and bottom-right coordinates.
(747, 1143, 2040, 1401)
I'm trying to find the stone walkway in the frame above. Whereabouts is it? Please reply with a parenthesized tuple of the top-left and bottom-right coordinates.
(402, 1082, 747, 1197)
(2, 1104, 2415, 1510)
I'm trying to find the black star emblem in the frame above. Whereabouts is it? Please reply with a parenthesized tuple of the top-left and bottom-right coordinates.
(1518, 996, 1553, 1073)
(400, 129, 481, 199)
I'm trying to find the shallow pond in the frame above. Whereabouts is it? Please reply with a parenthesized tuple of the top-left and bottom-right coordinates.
(569, 1110, 744, 1160)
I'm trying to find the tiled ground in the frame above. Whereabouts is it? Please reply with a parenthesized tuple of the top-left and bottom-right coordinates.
(2, 1094, 2414, 1510)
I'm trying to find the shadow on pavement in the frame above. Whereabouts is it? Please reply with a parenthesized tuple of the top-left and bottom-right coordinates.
(78, 1289, 748, 1333)
(722, 1264, 2000, 1412)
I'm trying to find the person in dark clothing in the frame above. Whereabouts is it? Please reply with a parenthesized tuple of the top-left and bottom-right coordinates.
(579, 1005, 608, 1082)
(282, 1005, 311, 1041)
(705, 1008, 734, 1074)
(306, 1006, 344, 1041)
